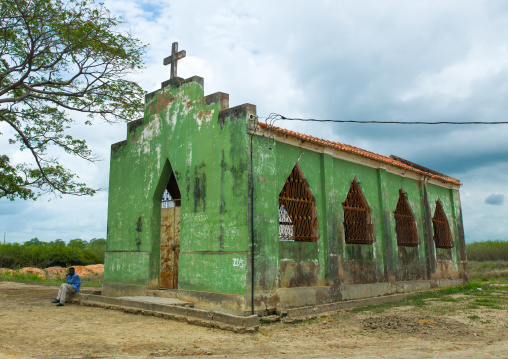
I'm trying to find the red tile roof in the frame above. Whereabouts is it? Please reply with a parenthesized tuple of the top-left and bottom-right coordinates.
(256, 122, 461, 186)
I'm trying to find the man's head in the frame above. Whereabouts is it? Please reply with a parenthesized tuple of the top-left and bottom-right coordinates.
(68, 267, 75, 276)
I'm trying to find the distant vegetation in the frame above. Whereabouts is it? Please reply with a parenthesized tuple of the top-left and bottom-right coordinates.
(0, 238, 106, 269)
(466, 240, 508, 262)
(1, 238, 505, 271)
(468, 261, 508, 281)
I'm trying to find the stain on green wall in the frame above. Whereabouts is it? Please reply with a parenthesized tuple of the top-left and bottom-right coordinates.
(105, 76, 466, 312)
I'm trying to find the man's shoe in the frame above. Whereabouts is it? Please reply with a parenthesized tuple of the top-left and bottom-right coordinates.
(56, 303, 64, 307)
(52, 299, 59, 303)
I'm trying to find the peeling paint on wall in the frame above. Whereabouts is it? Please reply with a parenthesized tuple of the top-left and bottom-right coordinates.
(106, 77, 251, 298)
(105, 75, 466, 315)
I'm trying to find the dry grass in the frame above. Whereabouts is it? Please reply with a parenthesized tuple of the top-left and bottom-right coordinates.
(468, 260, 508, 281)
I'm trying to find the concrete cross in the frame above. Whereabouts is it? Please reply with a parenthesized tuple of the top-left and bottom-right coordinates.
(163, 42, 186, 79)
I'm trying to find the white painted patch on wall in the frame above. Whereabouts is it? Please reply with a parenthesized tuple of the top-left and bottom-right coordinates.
(171, 110, 178, 127)
(259, 151, 275, 175)
(145, 171, 155, 200)
(233, 258, 245, 268)
(187, 142, 192, 166)
(164, 107, 171, 126)
(181, 96, 192, 115)
(194, 109, 214, 131)
(139, 114, 161, 154)
(155, 147, 161, 172)
(181, 213, 208, 222)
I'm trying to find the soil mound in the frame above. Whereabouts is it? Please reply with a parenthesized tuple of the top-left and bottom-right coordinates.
(85, 264, 104, 274)
(0, 268, 15, 275)
(73, 264, 104, 277)
(19, 267, 46, 278)
(45, 266, 67, 278)
(1, 265, 104, 278)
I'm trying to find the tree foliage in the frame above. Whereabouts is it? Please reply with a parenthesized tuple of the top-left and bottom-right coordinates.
(23, 237, 44, 246)
(67, 237, 87, 249)
(0, 0, 146, 200)
(0, 237, 106, 267)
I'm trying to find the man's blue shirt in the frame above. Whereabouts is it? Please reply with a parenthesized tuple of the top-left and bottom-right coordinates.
(66, 273, 81, 292)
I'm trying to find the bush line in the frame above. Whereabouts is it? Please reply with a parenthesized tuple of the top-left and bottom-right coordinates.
(466, 240, 508, 262)
(1, 238, 506, 269)
(0, 238, 105, 269)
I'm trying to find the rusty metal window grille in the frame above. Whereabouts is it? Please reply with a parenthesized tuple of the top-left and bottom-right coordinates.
(432, 200, 454, 249)
(161, 171, 181, 208)
(343, 177, 375, 244)
(278, 164, 319, 242)
(394, 188, 420, 247)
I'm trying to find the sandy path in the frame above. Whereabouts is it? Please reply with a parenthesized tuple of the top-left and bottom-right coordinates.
(0, 282, 506, 358)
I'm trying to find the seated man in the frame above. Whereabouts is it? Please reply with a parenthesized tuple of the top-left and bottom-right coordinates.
(52, 267, 81, 307)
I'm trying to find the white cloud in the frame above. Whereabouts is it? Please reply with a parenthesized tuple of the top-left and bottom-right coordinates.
(2, 0, 508, 244)
(398, 44, 508, 102)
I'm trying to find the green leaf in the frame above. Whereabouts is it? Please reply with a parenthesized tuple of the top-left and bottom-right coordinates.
(1, 0, 147, 200)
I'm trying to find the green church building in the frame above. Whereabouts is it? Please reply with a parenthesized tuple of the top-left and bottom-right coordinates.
(103, 45, 467, 316)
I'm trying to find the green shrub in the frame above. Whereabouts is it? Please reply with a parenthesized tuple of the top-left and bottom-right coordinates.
(0, 238, 106, 269)
(466, 240, 508, 261)
(0, 271, 47, 282)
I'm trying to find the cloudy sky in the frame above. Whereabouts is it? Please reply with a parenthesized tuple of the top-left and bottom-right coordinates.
(1, 0, 507, 244)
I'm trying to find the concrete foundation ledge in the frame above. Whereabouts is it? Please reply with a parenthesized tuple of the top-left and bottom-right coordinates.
(176, 290, 247, 316)
(72, 294, 259, 333)
(436, 279, 463, 288)
(341, 283, 392, 301)
(102, 282, 147, 297)
(395, 280, 431, 293)
(284, 291, 431, 322)
(278, 286, 330, 309)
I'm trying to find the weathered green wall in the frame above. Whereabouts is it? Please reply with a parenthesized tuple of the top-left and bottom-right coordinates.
(105, 77, 251, 296)
(249, 140, 328, 304)
(424, 183, 462, 279)
(250, 138, 391, 292)
(384, 172, 427, 281)
(104, 76, 466, 314)
(249, 128, 466, 309)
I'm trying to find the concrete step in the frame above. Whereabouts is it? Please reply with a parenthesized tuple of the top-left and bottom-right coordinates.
(146, 289, 178, 299)
(80, 288, 101, 295)
(283, 289, 442, 322)
(119, 295, 193, 307)
(72, 294, 259, 332)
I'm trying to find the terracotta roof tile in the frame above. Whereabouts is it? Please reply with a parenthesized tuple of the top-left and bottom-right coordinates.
(257, 122, 461, 186)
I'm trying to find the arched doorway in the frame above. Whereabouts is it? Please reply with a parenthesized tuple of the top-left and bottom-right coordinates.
(160, 171, 181, 289)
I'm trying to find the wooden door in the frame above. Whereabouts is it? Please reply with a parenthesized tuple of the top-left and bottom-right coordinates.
(160, 206, 180, 289)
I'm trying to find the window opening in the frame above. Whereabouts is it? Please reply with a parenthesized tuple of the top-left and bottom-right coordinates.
(278, 164, 319, 241)
(432, 200, 454, 248)
(343, 177, 375, 244)
(394, 188, 420, 247)
(161, 171, 181, 208)
(278, 205, 294, 240)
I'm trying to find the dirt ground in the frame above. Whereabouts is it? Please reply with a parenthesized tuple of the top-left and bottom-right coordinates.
(0, 282, 507, 358)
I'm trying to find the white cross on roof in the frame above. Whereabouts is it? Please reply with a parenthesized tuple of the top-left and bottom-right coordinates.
(163, 42, 186, 79)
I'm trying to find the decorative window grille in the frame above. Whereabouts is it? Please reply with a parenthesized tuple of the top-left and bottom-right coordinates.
(394, 188, 420, 247)
(432, 200, 454, 248)
(161, 171, 181, 208)
(342, 177, 375, 244)
(278, 164, 319, 241)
